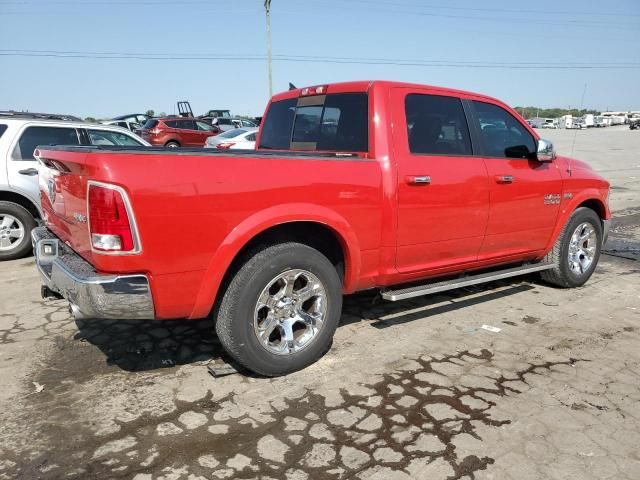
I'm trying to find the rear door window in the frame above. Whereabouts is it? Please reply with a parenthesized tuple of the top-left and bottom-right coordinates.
(176, 120, 195, 130)
(0, 124, 7, 138)
(472, 101, 536, 158)
(259, 93, 368, 152)
(405, 94, 472, 155)
(12, 126, 80, 161)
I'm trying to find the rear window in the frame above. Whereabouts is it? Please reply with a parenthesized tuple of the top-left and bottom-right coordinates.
(259, 93, 368, 152)
(142, 119, 158, 129)
(12, 126, 80, 161)
(0, 124, 7, 138)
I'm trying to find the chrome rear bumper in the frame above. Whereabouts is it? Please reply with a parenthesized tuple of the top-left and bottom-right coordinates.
(32, 227, 154, 320)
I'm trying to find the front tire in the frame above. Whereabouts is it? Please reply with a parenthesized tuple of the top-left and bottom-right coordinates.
(0, 201, 36, 261)
(541, 207, 603, 288)
(165, 141, 180, 148)
(215, 242, 343, 376)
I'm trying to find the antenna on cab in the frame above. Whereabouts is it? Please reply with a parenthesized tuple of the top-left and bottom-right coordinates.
(569, 83, 588, 177)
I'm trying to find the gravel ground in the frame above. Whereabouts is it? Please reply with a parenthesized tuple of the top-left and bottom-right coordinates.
(0, 126, 639, 480)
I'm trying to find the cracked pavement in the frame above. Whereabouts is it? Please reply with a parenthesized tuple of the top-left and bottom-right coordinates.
(0, 127, 639, 479)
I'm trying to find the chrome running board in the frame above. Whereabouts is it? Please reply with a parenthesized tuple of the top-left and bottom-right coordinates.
(381, 262, 554, 302)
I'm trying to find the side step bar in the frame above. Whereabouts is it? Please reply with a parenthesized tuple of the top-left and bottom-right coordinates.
(381, 262, 554, 301)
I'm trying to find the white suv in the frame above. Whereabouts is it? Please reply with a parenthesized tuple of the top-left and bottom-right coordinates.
(0, 112, 149, 260)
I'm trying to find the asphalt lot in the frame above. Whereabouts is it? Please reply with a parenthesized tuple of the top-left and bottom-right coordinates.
(0, 126, 639, 480)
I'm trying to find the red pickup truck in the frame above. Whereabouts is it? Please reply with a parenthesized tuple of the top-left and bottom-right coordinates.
(32, 81, 610, 376)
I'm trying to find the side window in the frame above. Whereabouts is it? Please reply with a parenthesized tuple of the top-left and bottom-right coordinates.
(472, 101, 536, 159)
(87, 130, 144, 146)
(405, 94, 472, 155)
(0, 124, 7, 138)
(164, 120, 177, 128)
(12, 126, 80, 161)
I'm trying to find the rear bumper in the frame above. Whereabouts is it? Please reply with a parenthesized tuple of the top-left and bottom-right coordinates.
(32, 227, 155, 320)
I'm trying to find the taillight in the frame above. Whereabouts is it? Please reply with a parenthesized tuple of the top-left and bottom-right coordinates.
(216, 142, 235, 149)
(88, 182, 139, 253)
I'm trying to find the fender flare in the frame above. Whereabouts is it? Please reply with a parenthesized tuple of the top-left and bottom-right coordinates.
(544, 189, 609, 253)
(189, 203, 362, 319)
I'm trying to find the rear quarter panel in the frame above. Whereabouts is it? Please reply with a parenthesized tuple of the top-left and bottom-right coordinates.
(48, 150, 383, 318)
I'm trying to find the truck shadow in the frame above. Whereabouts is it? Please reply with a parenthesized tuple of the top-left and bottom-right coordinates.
(73, 317, 224, 372)
(74, 278, 537, 373)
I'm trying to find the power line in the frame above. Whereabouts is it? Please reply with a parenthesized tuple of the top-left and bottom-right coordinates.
(338, 0, 640, 18)
(1, 49, 639, 69)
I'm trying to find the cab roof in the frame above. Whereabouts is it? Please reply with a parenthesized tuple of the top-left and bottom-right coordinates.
(270, 80, 501, 105)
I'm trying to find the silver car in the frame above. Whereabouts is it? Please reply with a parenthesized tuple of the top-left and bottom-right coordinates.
(0, 112, 149, 260)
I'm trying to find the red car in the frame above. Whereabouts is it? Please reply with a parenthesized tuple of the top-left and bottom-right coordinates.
(34, 80, 610, 376)
(136, 117, 220, 147)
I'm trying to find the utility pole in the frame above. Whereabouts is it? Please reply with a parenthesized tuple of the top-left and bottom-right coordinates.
(264, 0, 273, 97)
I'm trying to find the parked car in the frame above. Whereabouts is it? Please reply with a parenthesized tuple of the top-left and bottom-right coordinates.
(111, 113, 151, 125)
(135, 117, 220, 147)
(204, 128, 258, 149)
(201, 109, 231, 119)
(0, 112, 149, 260)
(206, 117, 257, 132)
(101, 119, 142, 132)
(33, 81, 610, 376)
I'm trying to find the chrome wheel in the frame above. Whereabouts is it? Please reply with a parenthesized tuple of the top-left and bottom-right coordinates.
(568, 222, 597, 275)
(0, 214, 25, 251)
(253, 269, 327, 356)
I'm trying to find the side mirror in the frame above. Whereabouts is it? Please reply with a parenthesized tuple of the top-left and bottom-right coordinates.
(537, 138, 556, 162)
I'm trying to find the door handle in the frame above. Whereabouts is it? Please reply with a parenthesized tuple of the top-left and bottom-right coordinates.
(495, 175, 514, 184)
(18, 168, 39, 176)
(406, 175, 431, 185)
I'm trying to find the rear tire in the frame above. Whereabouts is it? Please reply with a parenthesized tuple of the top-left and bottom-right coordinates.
(541, 207, 602, 288)
(165, 141, 180, 148)
(215, 242, 343, 376)
(0, 201, 36, 261)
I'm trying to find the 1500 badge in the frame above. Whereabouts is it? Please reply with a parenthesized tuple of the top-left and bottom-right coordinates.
(544, 194, 561, 205)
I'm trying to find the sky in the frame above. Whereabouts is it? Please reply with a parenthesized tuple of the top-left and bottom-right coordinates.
(0, 0, 639, 119)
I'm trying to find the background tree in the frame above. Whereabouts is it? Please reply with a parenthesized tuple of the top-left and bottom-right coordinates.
(145, 109, 155, 117)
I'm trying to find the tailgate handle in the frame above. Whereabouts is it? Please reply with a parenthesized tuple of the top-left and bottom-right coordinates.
(19, 168, 39, 176)
(406, 175, 431, 185)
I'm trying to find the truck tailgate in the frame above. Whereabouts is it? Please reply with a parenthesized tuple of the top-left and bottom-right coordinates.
(37, 148, 98, 265)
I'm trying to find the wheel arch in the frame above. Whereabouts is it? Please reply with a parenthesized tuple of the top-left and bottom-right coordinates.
(544, 190, 609, 254)
(0, 189, 42, 220)
(189, 204, 362, 319)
